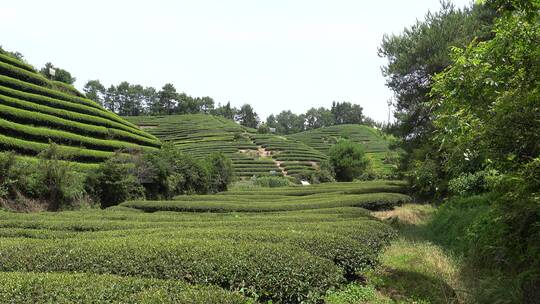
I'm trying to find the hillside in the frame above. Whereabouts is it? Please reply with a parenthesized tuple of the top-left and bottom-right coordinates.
(0, 52, 160, 165)
(287, 124, 399, 176)
(126, 114, 328, 179)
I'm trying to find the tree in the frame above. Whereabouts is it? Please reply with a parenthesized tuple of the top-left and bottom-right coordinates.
(378, 2, 497, 147)
(103, 85, 118, 113)
(113, 82, 145, 116)
(197, 97, 215, 114)
(83, 80, 106, 106)
(207, 152, 234, 192)
(426, 2, 540, 298)
(331, 102, 363, 125)
(0, 46, 24, 60)
(266, 114, 278, 129)
(275, 110, 305, 134)
(305, 107, 335, 130)
(236, 104, 259, 128)
(87, 153, 145, 208)
(157, 83, 178, 115)
(328, 140, 369, 182)
(141, 87, 158, 115)
(213, 102, 237, 120)
(40, 62, 76, 84)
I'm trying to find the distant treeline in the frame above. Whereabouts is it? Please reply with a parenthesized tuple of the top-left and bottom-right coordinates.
(83, 79, 381, 133)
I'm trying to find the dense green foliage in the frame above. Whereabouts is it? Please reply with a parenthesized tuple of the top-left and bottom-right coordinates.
(83, 79, 248, 121)
(39, 62, 76, 85)
(329, 140, 370, 182)
(379, 1, 496, 149)
(0, 147, 87, 211)
(266, 101, 367, 135)
(381, 0, 540, 301)
(1, 141, 235, 210)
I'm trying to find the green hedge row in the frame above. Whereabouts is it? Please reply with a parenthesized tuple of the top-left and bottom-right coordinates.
(0, 238, 343, 303)
(0, 92, 158, 141)
(0, 118, 157, 153)
(0, 272, 248, 304)
(50, 80, 86, 97)
(0, 53, 35, 72)
(0, 85, 143, 132)
(0, 74, 104, 111)
(224, 180, 408, 196)
(0, 103, 161, 148)
(0, 223, 393, 278)
(0, 133, 116, 162)
(0, 61, 49, 87)
(122, 192, 411, 212)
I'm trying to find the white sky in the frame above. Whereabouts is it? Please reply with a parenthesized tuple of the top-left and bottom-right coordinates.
(1, 0, 471, 122)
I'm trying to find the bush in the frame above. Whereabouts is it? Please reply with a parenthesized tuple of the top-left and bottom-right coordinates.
(87, 152, 145, 208)
(253, 176, 291, 188)
(257, 123, 270, 134)
(207, 152, 234, 192)
(328, 140, 370, 182)
(0, 151, 16, 198)
(404, 157, 445, 199)
(447, 170, 493, 196)
(165, 153, 211, 195)
(35, 144, 87, 211)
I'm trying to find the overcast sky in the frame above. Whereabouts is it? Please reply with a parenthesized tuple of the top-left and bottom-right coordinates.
(1, 0, 471, 122)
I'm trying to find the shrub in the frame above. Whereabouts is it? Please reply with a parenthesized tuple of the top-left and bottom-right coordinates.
(404, 157, 445, 199)
(166, 153, 211, 195)
(252, 176, 290, 187)
(87, 152, 145, 208)
(328, 140, 370, 182)
(0, 152, 16, 198)
(447, 170, 493, 196)
(257, 123, 270, 134)
(207, 152, 234, 192)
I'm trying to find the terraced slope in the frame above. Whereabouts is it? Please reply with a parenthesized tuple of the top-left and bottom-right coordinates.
(0, 52, 160, 165)
(288, 124, 399, 176)
(122, 180, 411, 212)
(0, 180, 402, 303)
(126, 114, 328, 179)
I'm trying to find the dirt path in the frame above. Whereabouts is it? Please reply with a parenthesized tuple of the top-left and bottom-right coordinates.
(238, 140, 287, 176)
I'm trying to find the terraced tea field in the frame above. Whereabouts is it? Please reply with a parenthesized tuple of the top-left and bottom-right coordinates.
(126, 115, 398, 179)
(288, 124, 399, 176)
(0, 53, 160, 166)
(126, 114, 328, 179)
(0, 180, 408, 303)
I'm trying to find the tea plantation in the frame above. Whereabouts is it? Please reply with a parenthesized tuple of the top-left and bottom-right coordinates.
(126, 114, 397, 179)
(126, 114, 329, 179)
(0, 53, 160, 165)
(287, 124, 399, 176)
(0, 180, 410, 303)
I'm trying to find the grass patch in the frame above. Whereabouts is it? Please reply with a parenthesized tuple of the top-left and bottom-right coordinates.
(352, 204, 467, 304)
